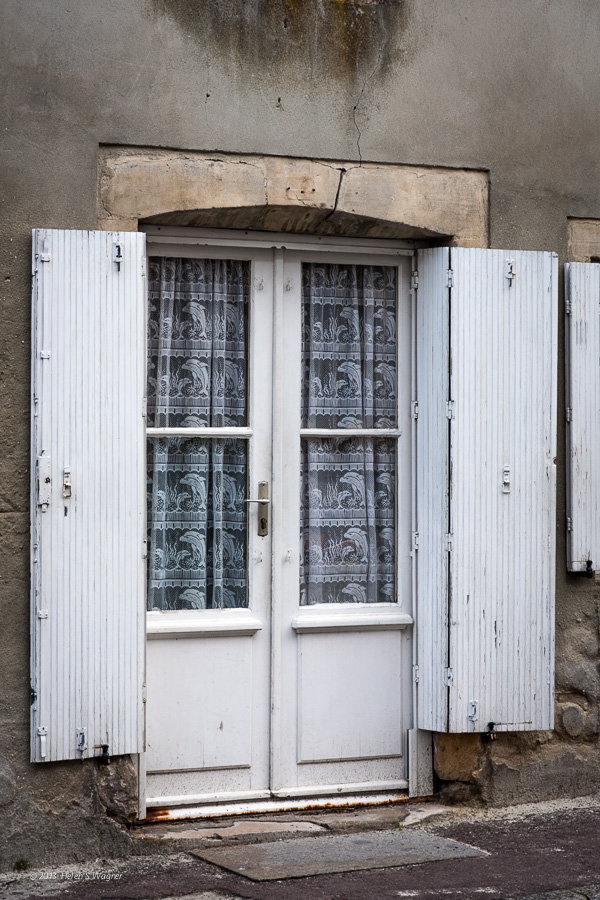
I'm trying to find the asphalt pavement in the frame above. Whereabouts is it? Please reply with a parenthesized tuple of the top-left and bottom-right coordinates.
(1, 795, 599, 900)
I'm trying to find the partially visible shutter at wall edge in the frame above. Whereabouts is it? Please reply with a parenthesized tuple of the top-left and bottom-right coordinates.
(448, 248, 557, 733)
(31, 229, 146, 762)
(565, 262, 600, 572)
(414, 247, 450, 733)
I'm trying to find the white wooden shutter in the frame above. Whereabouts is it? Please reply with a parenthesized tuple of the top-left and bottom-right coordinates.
(415, 248, 451, 732)
(31, 229, 146, 762)
(565, 263, 600, 573)
(416, 248, 557, 734)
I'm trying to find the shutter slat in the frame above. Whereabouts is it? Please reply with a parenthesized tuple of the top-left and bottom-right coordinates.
(31, 229, 146, 762)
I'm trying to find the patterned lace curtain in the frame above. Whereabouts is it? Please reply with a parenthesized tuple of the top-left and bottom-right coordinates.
(300, 263, 397, 605)
(146, 257, 248, 610)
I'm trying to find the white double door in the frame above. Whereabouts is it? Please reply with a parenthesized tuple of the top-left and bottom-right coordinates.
(145, 237, 414, 809)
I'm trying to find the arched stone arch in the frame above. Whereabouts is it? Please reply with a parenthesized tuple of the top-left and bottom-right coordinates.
(98, 148, 489, 247)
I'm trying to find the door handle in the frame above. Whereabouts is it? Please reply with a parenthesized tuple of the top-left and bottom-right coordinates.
(245, 481, 269, 536)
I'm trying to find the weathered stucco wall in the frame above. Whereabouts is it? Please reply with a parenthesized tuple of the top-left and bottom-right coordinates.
(2, 0, 600, 871)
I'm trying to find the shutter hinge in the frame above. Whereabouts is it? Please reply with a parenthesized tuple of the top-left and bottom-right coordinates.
(40, 351, 50, 360)
(445, 667, 454, 686)
(446, 400, 455, 419)
(446, 533, 453, 552)
(37, 726, 48, 759)
(142, 398, 147, 419)
(566, 408, 572, 423)
(565, 297, 571, 315)
(37, 609, 48, 619)
(446, 269, 453, 289)
(39, 253, 51, 263)
(468, 700, 478, 724)
(413, 665, 420, 683)
(142, 540, 147, 560)
(411, 271, 419, 291)
(567, 517, 573, 532)
(412, 531, 419, 551)
(412, 400, 419, 419)
(142, 681, 147, 703)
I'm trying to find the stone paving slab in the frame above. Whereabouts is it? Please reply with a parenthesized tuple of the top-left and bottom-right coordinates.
(193, 828, 487, 881)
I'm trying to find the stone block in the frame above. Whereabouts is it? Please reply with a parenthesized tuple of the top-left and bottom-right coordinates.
(433, 733, 482, 782)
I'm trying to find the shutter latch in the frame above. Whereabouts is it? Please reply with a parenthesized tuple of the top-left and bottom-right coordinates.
(37, 455, 52, 511)
(113, 242, 123, 272)
(37, 726, 48, 759)
(506, 259, 516, 286)
(502, 465, 511, 493)
(62, 467, 71, 498)
(76, 728, 87, 755)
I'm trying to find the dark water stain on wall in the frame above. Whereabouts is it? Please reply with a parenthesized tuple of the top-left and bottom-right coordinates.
(146, 0, 409, 86)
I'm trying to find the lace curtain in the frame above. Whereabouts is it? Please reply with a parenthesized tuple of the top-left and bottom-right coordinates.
(300, 263, 397, 605)
(146, 257, 248, 610)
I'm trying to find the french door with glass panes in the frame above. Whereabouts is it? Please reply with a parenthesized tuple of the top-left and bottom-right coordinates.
(144, 232, 413, 810)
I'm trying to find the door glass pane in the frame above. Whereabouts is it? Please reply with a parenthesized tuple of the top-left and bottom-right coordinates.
(147, 257, 248, 428)
(300, 262, 398, 605)
(301, 263, 397, 428)
(147, 436, 248, 610)
(300, 436, 396, 605)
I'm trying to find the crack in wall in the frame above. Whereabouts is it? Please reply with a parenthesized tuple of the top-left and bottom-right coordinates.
(352, 47, 383, 164)
(321, 166, 347, 223)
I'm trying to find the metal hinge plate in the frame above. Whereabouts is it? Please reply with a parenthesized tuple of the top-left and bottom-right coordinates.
(413, 665, 420, 683)
(446, 269, 453, 288)
(411, 271, 419, 291)
(446, 401, 455, 419)
(566, 408, 572, 423)
(446, 533, 453, 552)
(567, 517, 573, 532)
(412, 401, 419, 419)
(445, 667, 454, 686)
(412, 531, 419, 551)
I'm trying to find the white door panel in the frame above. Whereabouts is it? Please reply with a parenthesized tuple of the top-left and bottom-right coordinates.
(145, 252, 273, 805)
(274, 251, 413, 794)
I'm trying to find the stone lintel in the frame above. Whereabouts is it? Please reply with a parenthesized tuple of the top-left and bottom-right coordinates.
(98, 147, 489, 247)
